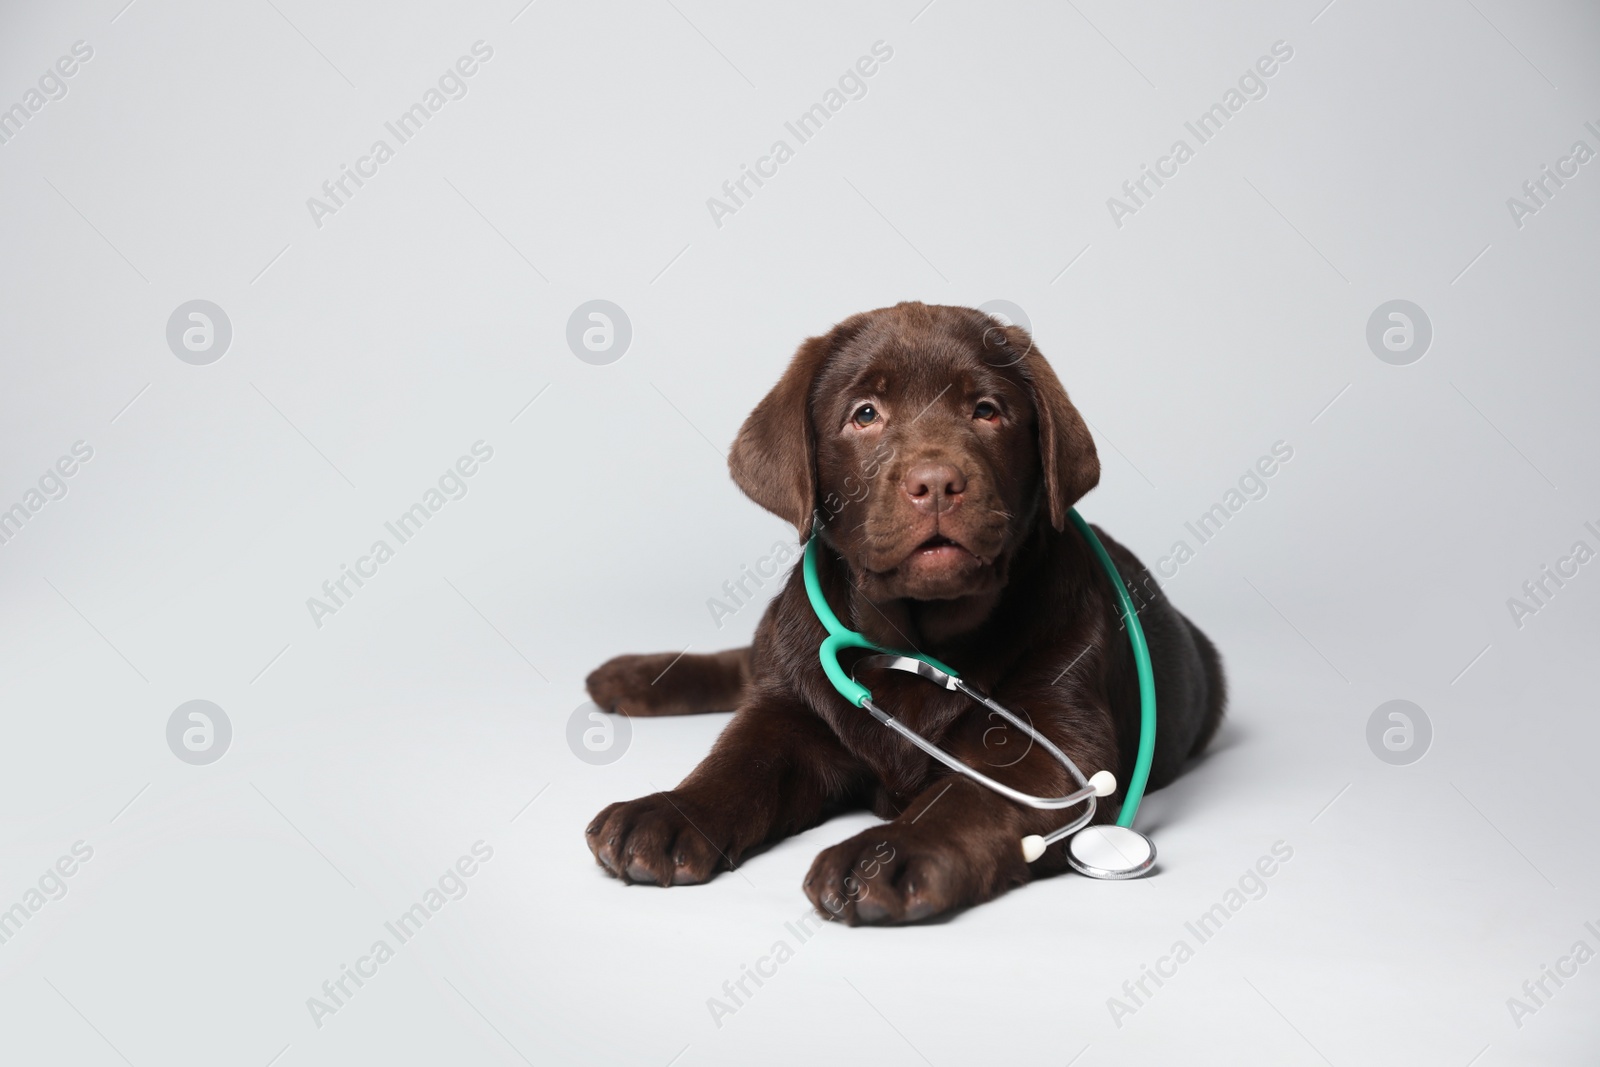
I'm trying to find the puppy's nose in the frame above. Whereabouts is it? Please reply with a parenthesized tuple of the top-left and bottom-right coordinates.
(902, 462, 966, 510)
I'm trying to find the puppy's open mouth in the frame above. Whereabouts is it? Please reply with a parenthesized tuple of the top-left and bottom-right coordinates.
(914, 533, 964, 554)
(906, 533, 982, 570)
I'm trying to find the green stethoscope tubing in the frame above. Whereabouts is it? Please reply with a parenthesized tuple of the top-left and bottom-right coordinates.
(802, 506, 1156, 829)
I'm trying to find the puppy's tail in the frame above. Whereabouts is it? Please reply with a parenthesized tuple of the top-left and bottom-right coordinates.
(586, 647, 751, 716)
(1184, 620, 1227, 759)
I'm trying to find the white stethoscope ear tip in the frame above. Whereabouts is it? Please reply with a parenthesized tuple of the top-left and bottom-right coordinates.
(1090, 770, 1117, 797)
(1020, 835, 1047, 863)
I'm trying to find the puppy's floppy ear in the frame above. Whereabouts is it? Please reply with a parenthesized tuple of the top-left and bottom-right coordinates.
(728, 329, 841, 539)
(1004, 325, 1100, 530)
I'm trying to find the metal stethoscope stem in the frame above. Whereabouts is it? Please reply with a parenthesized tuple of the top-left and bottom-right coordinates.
(853, 655, 1114, 846)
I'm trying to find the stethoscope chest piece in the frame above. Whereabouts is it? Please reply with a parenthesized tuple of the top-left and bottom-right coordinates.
(1066, 824, 1156, 880)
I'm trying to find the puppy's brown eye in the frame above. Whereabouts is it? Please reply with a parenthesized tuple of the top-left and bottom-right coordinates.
(973, 401, 999, 421)
(852, 404, 879, 428)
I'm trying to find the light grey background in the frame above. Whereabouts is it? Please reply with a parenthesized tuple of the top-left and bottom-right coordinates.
(2, 0, 1597, 1064)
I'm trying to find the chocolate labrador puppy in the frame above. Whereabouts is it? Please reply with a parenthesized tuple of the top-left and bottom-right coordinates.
(585, 302, 1224, 924)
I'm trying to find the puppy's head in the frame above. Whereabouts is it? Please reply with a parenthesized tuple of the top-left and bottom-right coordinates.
(729, 302, 1098, 602)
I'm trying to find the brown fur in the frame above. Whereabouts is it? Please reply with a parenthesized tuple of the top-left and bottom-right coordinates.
(585, 302, 1225, 924)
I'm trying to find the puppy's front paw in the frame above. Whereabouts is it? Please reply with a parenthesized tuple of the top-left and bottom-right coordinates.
(804, 824, 1009, 925)
(586, 792, 729, 886)
(585, 654, 685, 717)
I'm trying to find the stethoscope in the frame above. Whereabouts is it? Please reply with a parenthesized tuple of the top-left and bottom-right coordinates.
(804, 508, 1159, 879)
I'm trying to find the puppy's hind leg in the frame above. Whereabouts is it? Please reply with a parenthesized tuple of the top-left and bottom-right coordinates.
(586, 647, 751, 716)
